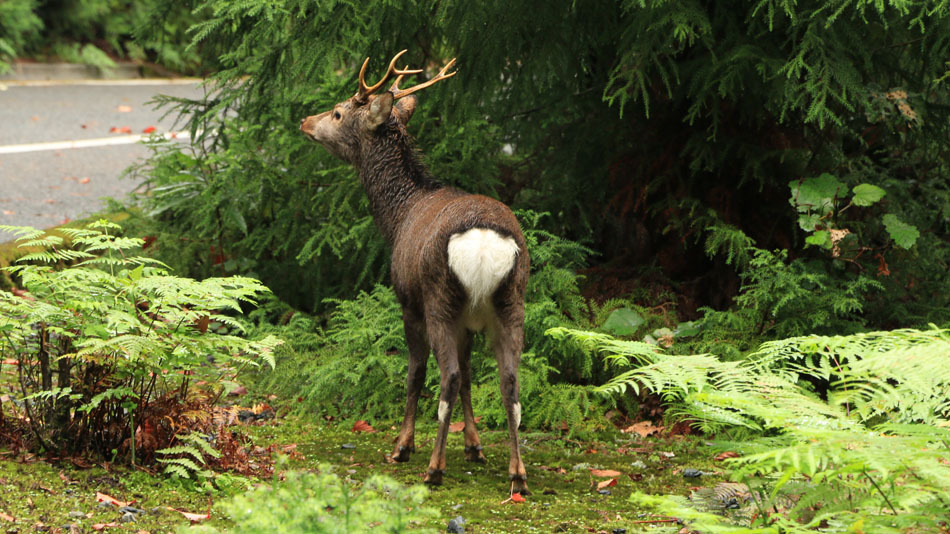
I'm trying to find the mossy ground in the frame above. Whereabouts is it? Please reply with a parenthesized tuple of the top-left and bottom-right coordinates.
(0, 410, 717, 532)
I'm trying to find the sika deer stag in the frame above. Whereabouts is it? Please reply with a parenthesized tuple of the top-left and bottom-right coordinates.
(300, 50, 529, 494)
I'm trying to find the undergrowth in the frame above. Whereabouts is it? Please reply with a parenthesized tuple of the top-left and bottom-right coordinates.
(551, 326, 950, 532)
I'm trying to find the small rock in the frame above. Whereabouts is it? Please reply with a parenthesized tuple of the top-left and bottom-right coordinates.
(451, 503, 463, 511)
(598, 489, 611, 495)
(67, 511, 84, 519)
(682, 468, 703, 478)
(150, 506, 164, 514)
(629, 460, 647, 469)
(97, 501, 112, 509)
(612, 529, 627, 534)
(340, 443, 356, 450)
(237, 410, 257, 423)
(119, 512, 136, 523)
(118, 506, 146, 515)
(447, 515, 466, 533)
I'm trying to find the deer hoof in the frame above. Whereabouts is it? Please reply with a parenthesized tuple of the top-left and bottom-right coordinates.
(423, 469, 444, 486)
(464, 445, 487, 463)
(509, 475, 530, 496)
(389, 445, 413, 463)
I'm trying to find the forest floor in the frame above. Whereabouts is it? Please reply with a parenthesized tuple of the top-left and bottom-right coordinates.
(0, 401, 721, 533)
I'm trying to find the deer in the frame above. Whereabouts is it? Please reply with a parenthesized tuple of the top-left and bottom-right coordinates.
(299, 50, 530, 495)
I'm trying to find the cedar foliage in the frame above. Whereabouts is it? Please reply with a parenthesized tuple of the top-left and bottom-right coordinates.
(132, 0, 949, 325)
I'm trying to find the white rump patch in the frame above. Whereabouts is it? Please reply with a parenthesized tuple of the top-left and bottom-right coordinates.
(447, 228, 519, 309)
(438, 400, 450, 424)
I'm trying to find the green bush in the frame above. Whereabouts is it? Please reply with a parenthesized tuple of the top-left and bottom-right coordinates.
(0, 220, 280, 457)
(129, 0, 949, 330)
(0, 0, 209, 74)
(552, 326, 950, 532)
(187, 468, 437, 534)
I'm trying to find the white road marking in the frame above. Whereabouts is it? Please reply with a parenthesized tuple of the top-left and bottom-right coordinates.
(0, 131, 194, 154)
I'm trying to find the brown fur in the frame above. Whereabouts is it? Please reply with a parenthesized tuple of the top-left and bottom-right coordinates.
(301, 87, 530, 494)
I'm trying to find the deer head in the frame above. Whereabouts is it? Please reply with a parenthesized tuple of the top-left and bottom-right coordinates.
(300, 50, 457, 164)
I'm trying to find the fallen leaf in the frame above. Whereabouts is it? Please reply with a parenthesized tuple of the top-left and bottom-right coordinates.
(143, 126, 156, 134)
(109, 126, 133, 134)
(79, 177, 90, 184)
(92, 523, 119, 531)
(95, 492, 131, 508)
(168, 507, 210, 523)
(510, 492, 525, 503)
(117, 105, 132, 112)
(0, 511, 13, 521)
(714, 451, 739, 461)
(590, 469, 622, 478)
(352, 420, 375, 433)
(448, 416, 482, 433)
(622, 421, 661, 438)
(596, 478, 618, 490)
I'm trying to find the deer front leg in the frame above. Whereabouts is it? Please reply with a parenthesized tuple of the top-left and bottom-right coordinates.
(458, 331, 487, 463)
(494, 316, 528, 495)
(424, 321, 461, 486)
(390, 313, 429, 463)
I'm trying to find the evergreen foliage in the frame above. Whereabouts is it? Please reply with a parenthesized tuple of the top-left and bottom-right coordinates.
(130, 0, 949, 330)
(551, 326, 950, 532)
(0, 221, 280, 457)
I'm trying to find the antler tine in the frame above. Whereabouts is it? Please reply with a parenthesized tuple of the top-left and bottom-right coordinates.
(357, 49, 422, 99)
(391, 58, 458, 100)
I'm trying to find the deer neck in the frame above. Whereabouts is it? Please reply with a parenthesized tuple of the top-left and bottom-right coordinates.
(357, 127, 441, 243)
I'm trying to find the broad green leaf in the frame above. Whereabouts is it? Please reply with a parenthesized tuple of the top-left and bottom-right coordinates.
(882, 214, 919, 249)
(789, 174, 844, 214)
(797, 213, 821, 231)
(851, 184, 886, 206)
(602, 308, 645, 336)
(805, 230, 832, 249)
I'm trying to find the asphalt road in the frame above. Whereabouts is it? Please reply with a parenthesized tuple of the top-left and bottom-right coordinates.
(0, 80, 206, 242)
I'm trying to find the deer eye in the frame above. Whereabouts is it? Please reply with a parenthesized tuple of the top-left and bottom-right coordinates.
(333, 111, 342, 120)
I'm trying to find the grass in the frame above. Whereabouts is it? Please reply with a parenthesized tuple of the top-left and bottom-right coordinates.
(0, 406, 716, 532)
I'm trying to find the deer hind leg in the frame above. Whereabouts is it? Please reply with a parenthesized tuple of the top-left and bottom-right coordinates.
(458, 330, 487, 463)
(423, 320, 462, 486)
(390, 311, 429, 463)
(492, 307, 528, 495)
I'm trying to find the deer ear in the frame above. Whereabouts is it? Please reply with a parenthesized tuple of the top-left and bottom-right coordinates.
(366, 92, 394, 131)
(393, 95, 418, 125)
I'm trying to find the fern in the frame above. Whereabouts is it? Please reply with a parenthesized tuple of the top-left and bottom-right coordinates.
(554, 325, 950, 531)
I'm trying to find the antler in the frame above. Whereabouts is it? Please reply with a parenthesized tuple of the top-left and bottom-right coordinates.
(389, 58, 458, 100)
(357, 49, 422, 100)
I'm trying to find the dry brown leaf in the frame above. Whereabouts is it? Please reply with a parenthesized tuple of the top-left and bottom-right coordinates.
(590, 469, 622, 478)
(95, 492, 131, 507)
(352, 420, 375, 433)
(168, 507, 210, 523)
(0, 511, 14, 522)
(92, 523, 119, 531)
(622, 421, 661, 437)
(596, 478, 617, 490)
(714, 451, 740, 461)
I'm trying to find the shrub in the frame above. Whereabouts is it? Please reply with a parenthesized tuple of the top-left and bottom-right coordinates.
(0, 220, 280, 458)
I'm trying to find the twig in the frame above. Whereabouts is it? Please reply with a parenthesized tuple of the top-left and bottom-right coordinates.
(862, 470, 898, 516)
